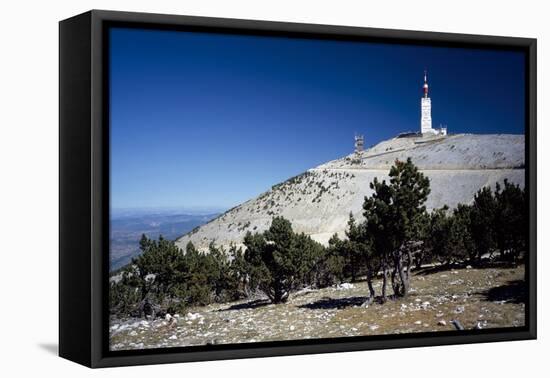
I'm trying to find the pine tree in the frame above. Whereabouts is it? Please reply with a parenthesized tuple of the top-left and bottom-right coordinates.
(243, 216, 321, 303)
(227, 244, 250, 298)
(470, 187, 497, 262)
(494, 180, 526, 261)
(424, 207, 452, 264)
(179, 242, 213, 306)
(342, 212, 364, 282)
(447, 204, 474, 262)
(363, 158, 430, 300)
(314, 234, 345, 288)
(293, 231, 325, 289)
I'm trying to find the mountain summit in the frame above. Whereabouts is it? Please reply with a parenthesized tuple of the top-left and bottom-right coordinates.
(175, 133, 524, 251)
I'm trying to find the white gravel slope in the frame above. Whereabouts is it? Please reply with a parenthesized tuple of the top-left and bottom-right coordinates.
(175, 134, 524, 251)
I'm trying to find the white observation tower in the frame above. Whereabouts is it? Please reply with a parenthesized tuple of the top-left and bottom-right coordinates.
(420, 70, 447, 136)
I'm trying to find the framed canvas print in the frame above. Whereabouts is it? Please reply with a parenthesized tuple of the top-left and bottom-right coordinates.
(59, 10, 537, 368)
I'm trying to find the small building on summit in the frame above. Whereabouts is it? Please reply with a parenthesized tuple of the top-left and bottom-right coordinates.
(420, 70, 447, 136)
(354, 70, 448, 151)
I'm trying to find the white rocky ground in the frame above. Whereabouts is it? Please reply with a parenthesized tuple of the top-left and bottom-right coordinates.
(110, 264, 526, 350)
(175, 133, 524, 250)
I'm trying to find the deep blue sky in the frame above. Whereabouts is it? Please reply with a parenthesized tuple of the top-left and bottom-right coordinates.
(110, 27, 525, 211)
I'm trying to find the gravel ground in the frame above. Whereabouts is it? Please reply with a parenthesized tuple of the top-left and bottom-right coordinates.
(110, 264, 526, 351)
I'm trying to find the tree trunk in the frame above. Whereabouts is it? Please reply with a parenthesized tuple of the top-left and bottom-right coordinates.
(406, 248, 413, 281)
(391, 263, 399, 296)
(414, 254, 422, 270)
(381, 258, 388, 303)
(140, 282, 147, 301)
(397, 257, 409, 297)
(364, 269, 376, 306)
(264, 285, 275, 303)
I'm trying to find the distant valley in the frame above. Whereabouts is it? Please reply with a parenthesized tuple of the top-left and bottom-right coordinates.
(110, 210, 221, 271)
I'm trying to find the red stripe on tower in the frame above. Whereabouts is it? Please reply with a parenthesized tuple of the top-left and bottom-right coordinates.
(423, 70, 429, 98)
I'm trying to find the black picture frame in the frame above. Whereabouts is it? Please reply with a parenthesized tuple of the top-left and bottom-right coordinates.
(59, 9, 537, 368)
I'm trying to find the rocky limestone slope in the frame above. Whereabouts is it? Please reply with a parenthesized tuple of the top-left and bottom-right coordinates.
(175, 133, 524, 251)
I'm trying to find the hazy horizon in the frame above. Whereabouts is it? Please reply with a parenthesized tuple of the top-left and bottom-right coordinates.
(111, 205, 227, 217)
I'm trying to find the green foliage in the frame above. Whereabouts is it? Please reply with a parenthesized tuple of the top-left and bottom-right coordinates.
(389, 158, 431, 242)
(447, 204, 475, 262)
(109, 272, 140, 316)
(109, 234, 251, 316)
(494, 180, 527, 261)
(133, 234, 186, 302)
(179, 242, 214, 306)
(423, 183, 526, 265)
(423, 207, 452, 263)
(110, 160, 527, 317)
(340, 213, 366, 282)
(244, 216, 324, 303)
(293, 231, 326, 288)
(470, 186, 497, 261)
(315, 234, 345, 286)
(362, 158, 430, 299)
(422, 205, 473, 265)
(226, 244, 251, 298)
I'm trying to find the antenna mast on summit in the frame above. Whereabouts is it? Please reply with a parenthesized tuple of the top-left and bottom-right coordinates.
(354, 133, 364, 153)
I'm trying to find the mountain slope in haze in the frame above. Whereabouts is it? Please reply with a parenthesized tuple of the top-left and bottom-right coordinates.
(175, 133, 525, 251)
(110, 211, 220, 270)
